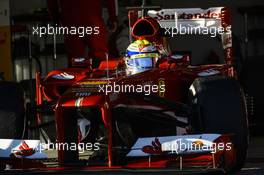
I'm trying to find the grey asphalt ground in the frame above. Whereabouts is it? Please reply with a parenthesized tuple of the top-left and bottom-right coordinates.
(1, 136, 264, 175)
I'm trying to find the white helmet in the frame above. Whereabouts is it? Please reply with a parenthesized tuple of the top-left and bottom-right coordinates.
(125, 39, 159, 75)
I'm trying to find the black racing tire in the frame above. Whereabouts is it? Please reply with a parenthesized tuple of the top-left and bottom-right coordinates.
(189, 76, 248, 173)
(0, 81, 25, 139)
(240, 59, 264, 134)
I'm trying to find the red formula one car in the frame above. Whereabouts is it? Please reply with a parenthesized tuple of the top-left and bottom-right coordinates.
(0, 6, 248, 174)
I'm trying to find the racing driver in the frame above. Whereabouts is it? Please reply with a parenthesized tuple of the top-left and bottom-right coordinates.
(125, 39, 160, 75)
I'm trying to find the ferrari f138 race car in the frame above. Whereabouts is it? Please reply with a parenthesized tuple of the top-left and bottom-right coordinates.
(0, 5, 248, 174)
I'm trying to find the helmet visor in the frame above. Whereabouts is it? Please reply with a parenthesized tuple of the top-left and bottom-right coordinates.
(127, 57, 154, 68)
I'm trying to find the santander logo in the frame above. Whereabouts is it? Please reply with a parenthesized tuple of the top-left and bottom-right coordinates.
(155, 10, 221, 21)
(149, 8, 223, 21)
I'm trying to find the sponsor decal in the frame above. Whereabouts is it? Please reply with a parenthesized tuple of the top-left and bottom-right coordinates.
(11, 141, 35, 158)
(52, 72, 75, 80)
(0, 139, 47, 159)
(192, 140, 204, 147)
(79, 80, 109, 85)
(73, 57, 85, 63)
(75, 92, 91, 97)
(142, 138, 162, 155)
(149, 8, 222, 21)
(198, 69, 220, 77)
(148, 8, 223, 30)
(155, 10, 221, 21)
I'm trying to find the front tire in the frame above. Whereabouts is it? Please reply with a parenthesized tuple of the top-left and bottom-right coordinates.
(189, 76, 248, 172)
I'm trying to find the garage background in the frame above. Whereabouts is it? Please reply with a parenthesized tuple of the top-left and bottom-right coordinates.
(0, 0, 264, 173)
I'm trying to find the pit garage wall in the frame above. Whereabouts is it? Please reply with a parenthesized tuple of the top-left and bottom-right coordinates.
(9, 0, 67, 82)
(0, 0, 12, 80)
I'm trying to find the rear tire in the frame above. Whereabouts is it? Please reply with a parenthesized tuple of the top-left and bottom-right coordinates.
(0, 81, 25, 139)
(189, 76, 248, 172)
